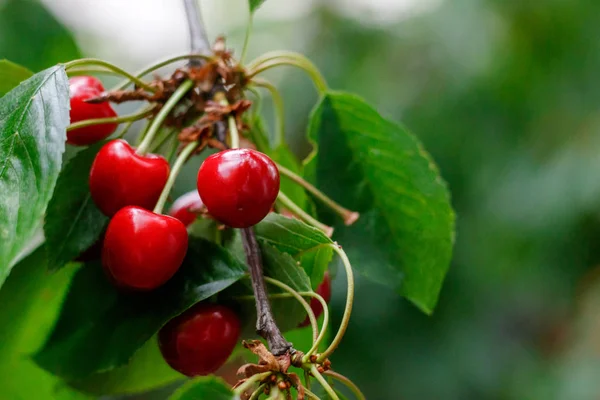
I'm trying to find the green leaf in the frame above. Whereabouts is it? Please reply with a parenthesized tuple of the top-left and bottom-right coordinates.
(0, 246, 90, 399)
(305, 91, 455, 313)
(70, 338, 184, 396)
(34, 238, 248, 380)
(44, 142, 108, 270)
(0, 66, 69, 286)
(169, 377, 235, 400)
(0, 59, 32, 97)
(249, 0, 267, 13)
(255, 213, 333, 289)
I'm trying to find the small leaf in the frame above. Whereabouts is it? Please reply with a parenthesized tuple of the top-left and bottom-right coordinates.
(305, 91, 455, 313)
(45, 142, 108, 270)
(168, 377, 236, 400)
(255, 213, 334, 289)
(34, 238, 248, 380)
(0, 66, 69, 286)
(249, 0, 267, 13)
(0, 246, 90, 399)
(0, 59, 33, 97)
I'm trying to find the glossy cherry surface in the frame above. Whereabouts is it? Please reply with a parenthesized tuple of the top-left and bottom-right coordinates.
(299, 272, 332, 328)
(102, 206, 188, 290)
(168, 190, 204, 227)
(89, 139, 170, 216)
(68, 76, 118, 146)
(196, 149, 280, 228)
(158, 303, 241, 377)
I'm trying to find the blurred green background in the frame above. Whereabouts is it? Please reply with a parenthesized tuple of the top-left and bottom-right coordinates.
(2, 0, 600, 398)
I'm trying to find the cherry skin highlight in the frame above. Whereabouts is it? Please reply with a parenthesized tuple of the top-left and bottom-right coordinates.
(196, 149, 280, 228)
(102, 206, 188, 290)
(299, 271, 332, 328)
(89, 139, 170, 217)
(158, 303, 241, 377)
(168, 190, 204, 227)
(68, 76, 118, 146)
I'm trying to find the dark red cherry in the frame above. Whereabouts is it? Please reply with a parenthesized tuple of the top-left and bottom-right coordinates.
(68, 76, 118, 146)
(299, 272, 332, 328)
(168, 190, 204, 227)
(158, 303, 241, 377)
(89, 139, 170, 217)
(102, 206, 188, 290)
(196, 149, 279, 228)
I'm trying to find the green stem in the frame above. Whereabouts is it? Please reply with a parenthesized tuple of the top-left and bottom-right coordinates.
(137, 79, 194, 155)
(114, 119, 135, 140)
(246, 51, 327, 93)
(276, 163, 359, 226)
(311, 365, 339, 400)
(166, 136, 180, 163)
(245, 86, 263, 117)
(64, 58, 156, 92)
(324, 371, 365, 400)
(317, 245, 354, 363)
(277, 191, 333, 237)
(67, 67, 124, 77)
(112, 54, 213, 91)
(228, 115, 240, 149)
(304, 370, 312, 391)
(267, 386, 280, 400)
(234, 371, 272, 395)
(240, 15, 254, 64)
(251, 78, 285, 147)
(303, 291, 329, 359)
(67, 107, 153, 131)
(150, 128, 177, 153)
(264, 277, 318, 345)
(304, 387, 320, 400)
(153, 142, 198, 214)
(249, 383, 267, 400)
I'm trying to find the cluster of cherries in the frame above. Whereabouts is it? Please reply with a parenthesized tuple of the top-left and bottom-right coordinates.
(69, 76, 331, 377)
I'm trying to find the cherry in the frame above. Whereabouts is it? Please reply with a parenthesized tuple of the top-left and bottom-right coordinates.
(68, 76, 118, 146)
(158, 303, 241, 377)
(299, 272, 332, 328)
(196, 149, 280, 228)
(89, 139, 170, 217)
(168, 190, 204, 227)
(102, 206, 188, 290)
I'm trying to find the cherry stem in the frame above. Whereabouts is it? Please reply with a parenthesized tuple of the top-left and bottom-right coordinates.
(249, 383, 267, 400)
(114, 119, 135, 140)
(136, 79, 194, 155)
(303, 291, 329, 358)
(276, 163, 359, 226)
(318, 244, 354, 363)
(277, 191, 334, 237)
(67, 107, 153, 132)
(66, 67, 125, 77)
(304, 370, 312, 391)
(264, 277, 319, 345)
(228, 115, 240, 149)
(324, 371, 366, 400)
(166, 136, 180, 163)
(246, 51, 328, 93)
(150, 128, 177, 153)
(64, 58, 156, 92)
(311, 365, 339, 400)
(304, 387, 320, 400)
(153, 141, 197, 215)
(234, 371, 272, 395)
(240, 13, 254, 64)
(251, 78, 285, 147)
(241, 227, 292, 356)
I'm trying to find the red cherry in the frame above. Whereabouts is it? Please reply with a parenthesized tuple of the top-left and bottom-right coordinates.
(68, 76, 118, 146)
(196, 149, 280, 228)
(158, 303, 241, 377)
(102, 206, 188, 290)
(299, 272, 332, 328)
(168, 190, 204, 227)
(89, 139, 170, 217)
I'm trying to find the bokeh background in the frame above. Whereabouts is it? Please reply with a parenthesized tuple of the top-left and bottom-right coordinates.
(2, 0, 600, 398)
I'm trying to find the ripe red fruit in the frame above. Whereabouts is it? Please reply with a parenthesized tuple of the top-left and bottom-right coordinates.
(299, 272, 332, 328)
(102, 206, 188, 290)
(196, 149, 279, 228)
(89, 139, 170, 216)
(168, 190, 204, 227)
(68, 76, 118, 146)
(158, 303, 241, 377)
